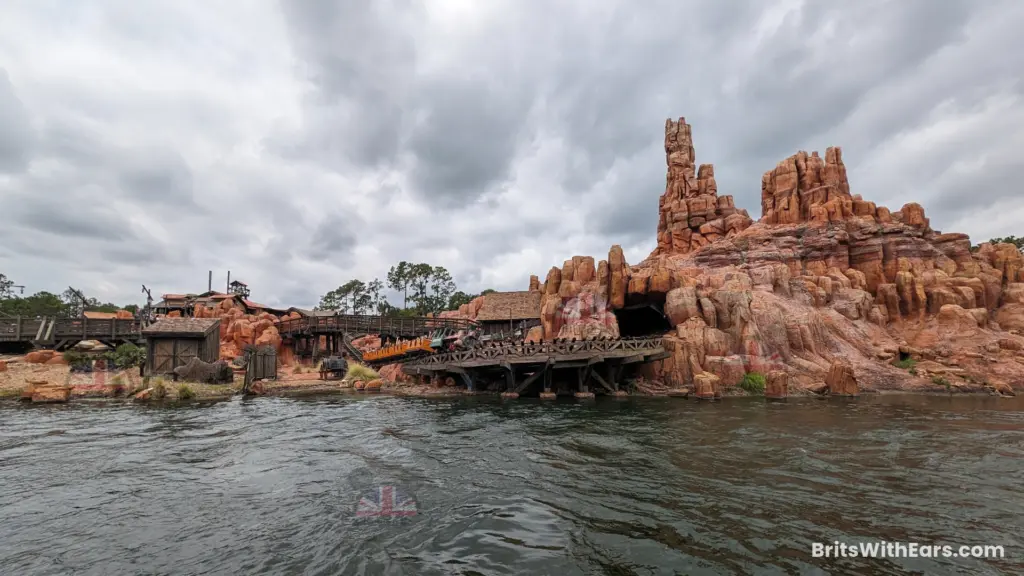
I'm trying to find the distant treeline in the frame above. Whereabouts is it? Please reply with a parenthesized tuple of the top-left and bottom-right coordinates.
(0, 273, 137, 317)
(315, 261, 494, 316)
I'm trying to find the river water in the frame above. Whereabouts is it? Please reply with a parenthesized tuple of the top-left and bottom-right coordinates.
(1, 394, 1022, 575)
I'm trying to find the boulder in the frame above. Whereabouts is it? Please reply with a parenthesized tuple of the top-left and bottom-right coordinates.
(765, 371, 788, 399)
(664, 287, 701, 326)
(825, 360, 858, 396)
(29, 381, 73, 403)
(693, 372, 721, 399)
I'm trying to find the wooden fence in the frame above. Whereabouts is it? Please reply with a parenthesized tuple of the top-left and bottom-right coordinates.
(405, 336, 665, 370)
(277, 315, 477, 338)
(242, 345, 277, 393)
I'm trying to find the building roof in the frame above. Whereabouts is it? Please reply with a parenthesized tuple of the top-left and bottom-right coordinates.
(474, 291, 542, 322)
(83, 311, 119, 320)
(142, 317, 220, 338)
(161, 294, 187, 300)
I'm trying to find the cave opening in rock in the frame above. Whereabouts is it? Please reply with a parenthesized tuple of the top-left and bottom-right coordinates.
(898, 349, 911, 362)
(613, 304, 672, 337)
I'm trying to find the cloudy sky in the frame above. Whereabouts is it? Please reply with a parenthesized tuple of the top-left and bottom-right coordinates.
(1, 0, 1022, 309)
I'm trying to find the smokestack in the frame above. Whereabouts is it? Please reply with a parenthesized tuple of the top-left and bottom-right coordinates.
(227, 270, 231, 293)
(208, 271, 212, 292)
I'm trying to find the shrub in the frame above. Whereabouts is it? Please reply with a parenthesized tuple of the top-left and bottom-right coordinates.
(909, 368, 918, 376)
(113, 343, 146, 369)
(152, 378, 167, 400)
(177, 383, 195, 400)
(932, 376, 951, 389)
(893, 358, 917, 370)
(63, 351, 93, 372)
(292, 365, 304, 374)
(107, 374, 126, 397)
(345, 364, 380, 382)
(739, 372, 766, 395)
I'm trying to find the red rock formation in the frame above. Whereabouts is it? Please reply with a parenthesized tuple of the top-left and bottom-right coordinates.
(524, 115, 1024, 393)
(653, 118, 753, 256)
(765, 371, 788, 399)
(825, 360, 859, 396)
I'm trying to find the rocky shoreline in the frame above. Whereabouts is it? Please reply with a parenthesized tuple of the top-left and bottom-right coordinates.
(1, 355, 1013, 408)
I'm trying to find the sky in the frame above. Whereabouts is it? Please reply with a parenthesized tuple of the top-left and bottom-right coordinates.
(1, 0, 1023, 309)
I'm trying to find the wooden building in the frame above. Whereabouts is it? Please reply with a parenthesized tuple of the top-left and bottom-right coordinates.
(474, 291, 542, 337)
(142, 318, 221, 377)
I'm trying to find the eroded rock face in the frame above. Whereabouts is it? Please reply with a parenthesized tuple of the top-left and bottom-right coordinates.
(522, 116, 1024, 393)
(653, 118, 753, 256)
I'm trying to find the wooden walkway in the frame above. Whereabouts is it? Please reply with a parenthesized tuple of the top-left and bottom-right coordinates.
(401, 337, 667, 396)
(277, 315, 476, 339)
(279, 314, 477, 361)
(0, 316, 146, 350)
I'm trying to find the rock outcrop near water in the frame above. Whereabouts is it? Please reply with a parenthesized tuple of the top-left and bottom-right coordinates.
(523, 117, 1024, 393)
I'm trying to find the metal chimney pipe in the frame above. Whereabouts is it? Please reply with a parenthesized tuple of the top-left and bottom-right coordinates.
(227, 271, 231, 293)
(208, 271, 212, 292)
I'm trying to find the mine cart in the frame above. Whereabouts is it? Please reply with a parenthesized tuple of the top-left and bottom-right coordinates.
(319, 356, 348, 380)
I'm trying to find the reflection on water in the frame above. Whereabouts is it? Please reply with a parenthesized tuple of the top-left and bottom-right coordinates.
(1, 394, 1022, 575)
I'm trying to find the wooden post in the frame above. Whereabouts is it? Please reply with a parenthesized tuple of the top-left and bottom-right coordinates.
(15, 316, 21, 340)
(574, 366, 594, 399)
(540, 364, 556, 399)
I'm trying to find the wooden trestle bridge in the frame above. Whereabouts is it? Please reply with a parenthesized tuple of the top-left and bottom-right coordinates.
(401, 337, 668, 396)
(0, 316, 146, 350)
(275, 314, 478, 360)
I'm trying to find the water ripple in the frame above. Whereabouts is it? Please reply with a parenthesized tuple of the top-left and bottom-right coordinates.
(1, 394, 1022, 575)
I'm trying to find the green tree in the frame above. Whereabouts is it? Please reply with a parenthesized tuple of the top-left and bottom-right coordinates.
(408, 263, 434, 313)
(85, 301, 121, 313)
(316, 286, 346, 312)
(447, 291, 474, 310)
(990, 236, 1024, 252)
(0, 273, 13, 300)
(480, 288, 496, 296)
(386, 261, 413, 309)
(123, 304, 140, 314)
(0, 291, 68, 317)
(345, 279, 370, 314)
(427, 266, 456, 314)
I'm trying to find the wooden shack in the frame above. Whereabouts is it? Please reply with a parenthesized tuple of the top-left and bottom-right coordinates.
(142, 317, 221, 377)
(474, 291, 542, 337)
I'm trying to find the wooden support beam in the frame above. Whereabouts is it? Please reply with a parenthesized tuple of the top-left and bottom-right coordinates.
(591, 369, 616, 393)
(621, 354, 645, 364)
(646, 351, 670, 362)
(513, 366, 547, 394)
(458, 371, 475, 391)
(505, 365, 515, 392)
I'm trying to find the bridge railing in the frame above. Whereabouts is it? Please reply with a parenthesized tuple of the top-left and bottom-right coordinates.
(407, 336, 665, 368)
(277, 314, 478, 337)
(0, 316, 144, 342)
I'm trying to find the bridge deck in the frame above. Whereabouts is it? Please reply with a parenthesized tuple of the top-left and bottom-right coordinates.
(401, 337, 667, 396)
(0, 316, 145, 349)
(277, 315, 476, 339)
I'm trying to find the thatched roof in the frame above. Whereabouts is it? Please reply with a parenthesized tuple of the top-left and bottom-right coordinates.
(475, 291, 542, 322)
(142, 318, 220, 338)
